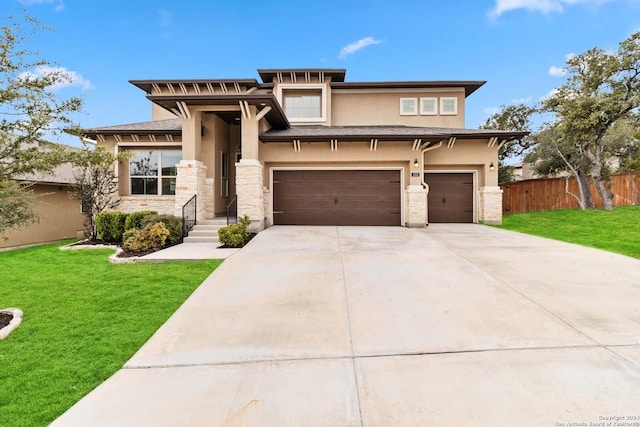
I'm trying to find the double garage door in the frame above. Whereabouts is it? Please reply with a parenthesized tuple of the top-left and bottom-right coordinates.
(273, 170, 401, 225)
(272, 170, 474, 225)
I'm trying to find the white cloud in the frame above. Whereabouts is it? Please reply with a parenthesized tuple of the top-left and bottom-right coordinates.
(489, 0, 612, 17)
(483, 107, 501, 116)
(539, 87, 559, 101)
(565, 52, 577, 61)
(17, 0, 64, 12)
(512, 96, 533, 103)
(548, 65, 566, 76)
(18, 65, 93, 90)
(158, 9, 173, 27)
(338, 37, 382, 59)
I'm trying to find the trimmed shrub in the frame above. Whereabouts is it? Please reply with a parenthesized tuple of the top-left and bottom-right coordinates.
(95, 212, 128, 243)
(218, 222, 249, 248)
(122, 222, 170, 253)
(124, 210, 157, 231)
(140, 214, 183, 245)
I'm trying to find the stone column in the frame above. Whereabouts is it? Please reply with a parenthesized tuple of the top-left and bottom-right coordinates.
(406, 185, 428, 227)
(174, 160, 207, 221)
(236, 159, 265, 232)
(236, 105, 265, 232)
(479, 186, 503, 225)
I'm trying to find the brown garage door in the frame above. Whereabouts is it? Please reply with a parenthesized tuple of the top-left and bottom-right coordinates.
(273, 170, 401, 225)
(425, 173, 474, 223)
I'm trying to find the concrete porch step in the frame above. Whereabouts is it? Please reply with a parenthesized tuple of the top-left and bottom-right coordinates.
(190, 225, 223, 232)
(188, 229, 221, 237)
(198, 218, 228, 226)
(183, 235, 220, 244)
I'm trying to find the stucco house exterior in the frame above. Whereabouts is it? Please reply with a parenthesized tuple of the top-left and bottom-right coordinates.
(1, 160, 85, 250)
(83, 68, 526, 231)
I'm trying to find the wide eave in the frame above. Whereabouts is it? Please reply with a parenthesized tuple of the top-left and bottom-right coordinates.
(260, 125, 528, 143)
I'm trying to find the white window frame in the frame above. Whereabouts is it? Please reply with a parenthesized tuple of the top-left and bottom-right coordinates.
(276, 83, 327, 123)
(420, 97, 438, 115)
(128, 149, 181, 196)
(400, 98, 418, 115)
(440, 97, 458, 115)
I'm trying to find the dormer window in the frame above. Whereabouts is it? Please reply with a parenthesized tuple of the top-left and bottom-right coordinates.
(285, 93, 321, 119)
(277, 83, 327, 122)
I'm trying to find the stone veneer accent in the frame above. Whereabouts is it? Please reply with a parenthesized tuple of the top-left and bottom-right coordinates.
(479, 186, 503, 224)
(116, 196, 175, 215)
(174, 160, 207, 220)
(406, 185, 428, 227)
(263, 187, 272, 228)
(204, 178, 214, 219)
(236, 159, 265, 232)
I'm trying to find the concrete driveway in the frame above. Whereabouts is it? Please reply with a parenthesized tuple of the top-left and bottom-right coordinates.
(52, 225, 640, 426)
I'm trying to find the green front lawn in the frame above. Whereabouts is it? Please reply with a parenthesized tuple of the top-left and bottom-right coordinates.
(0, 242, 221, 427)
(493, 205, 640, 259)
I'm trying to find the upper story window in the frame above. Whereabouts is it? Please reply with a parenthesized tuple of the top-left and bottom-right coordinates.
(277, 84, 327, 122)
(129, 149, 181, 196)
(440, 97, 458, 115)
(285, 94, 321, 119)
(420, 97, 437, 115)
(400, 98, 417, 115)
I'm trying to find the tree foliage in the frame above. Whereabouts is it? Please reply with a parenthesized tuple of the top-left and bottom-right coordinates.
(70, 143, 127, 240)
(542, 31, 640, 209)
(0, 13, 82, 235)
(481, 103, 536, 182)
(488, 32, 640, 210)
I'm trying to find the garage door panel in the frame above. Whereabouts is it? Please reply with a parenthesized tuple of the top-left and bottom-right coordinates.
(273, 170, 401, 226)
(425, 173, 474, 223)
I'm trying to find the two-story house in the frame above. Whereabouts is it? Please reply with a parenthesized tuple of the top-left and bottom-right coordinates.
(83, 68, 526, 231)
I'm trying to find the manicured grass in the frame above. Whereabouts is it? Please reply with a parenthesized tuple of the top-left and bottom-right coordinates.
(493, 205, 640, 259)
(0, 242, 221, 427)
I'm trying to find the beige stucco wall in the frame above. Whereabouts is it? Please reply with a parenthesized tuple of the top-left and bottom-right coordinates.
(423, 139, 498, 187)
(152, 103, 178, 121)
(0, 184, 84, 250)
(331, 89, 465, 128)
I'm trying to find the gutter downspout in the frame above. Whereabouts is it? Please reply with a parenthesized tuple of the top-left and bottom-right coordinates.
(419, 140, 443, 226)
(419, 141, 443, 188)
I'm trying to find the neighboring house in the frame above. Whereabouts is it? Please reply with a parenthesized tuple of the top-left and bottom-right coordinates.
(510, 162, 539, 181)
(83, 68, 526, 230)
(1, 161, 85, 250)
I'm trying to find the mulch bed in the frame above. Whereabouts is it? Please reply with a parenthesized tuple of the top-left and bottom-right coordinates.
(219, 233, 256, 249)
(0, 312, 12, 330)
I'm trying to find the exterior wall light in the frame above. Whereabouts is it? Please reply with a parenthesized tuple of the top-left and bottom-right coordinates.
(489, 162, 495, 171)
(413, 158, 420, 168)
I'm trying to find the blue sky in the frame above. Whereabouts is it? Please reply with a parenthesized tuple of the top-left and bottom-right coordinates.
(3, 0, 640, 147)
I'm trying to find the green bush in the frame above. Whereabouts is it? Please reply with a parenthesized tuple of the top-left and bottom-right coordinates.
(218, 221, 249, 248)
(122, 222, 170, 253)
(95, 212, 128, 243)
(140, 214, 183, 245)
(124, 210, 157, 231)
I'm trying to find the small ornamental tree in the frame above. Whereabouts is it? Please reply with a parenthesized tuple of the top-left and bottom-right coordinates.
(70, 143, 128, 240)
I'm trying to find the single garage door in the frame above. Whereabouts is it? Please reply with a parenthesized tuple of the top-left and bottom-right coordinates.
(273, 170, 401, 225)
(425, 173, 474, 223)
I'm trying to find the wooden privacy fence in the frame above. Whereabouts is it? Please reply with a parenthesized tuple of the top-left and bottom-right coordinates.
(500, 173, 640, 214)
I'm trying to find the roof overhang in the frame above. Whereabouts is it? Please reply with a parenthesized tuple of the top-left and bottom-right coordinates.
(260, 126, 528, 143)
(130, 79, 260, 94)
(258, 68, 346, 83)
(331, 81, 486, 97)
(147, 94, 290, 129)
